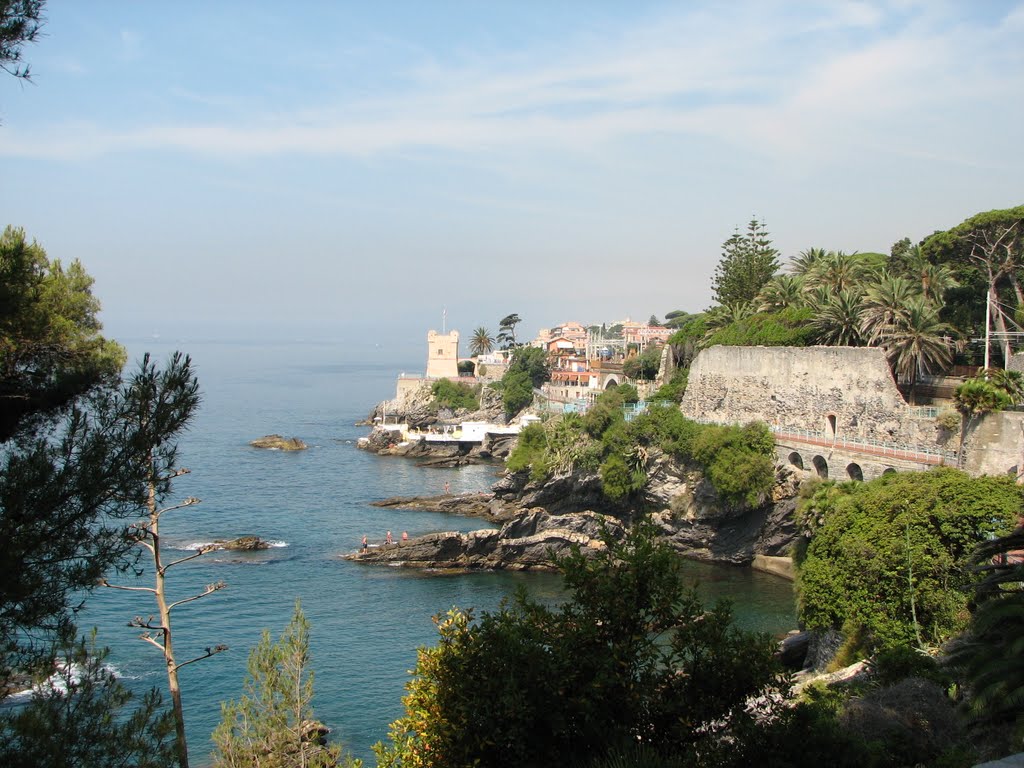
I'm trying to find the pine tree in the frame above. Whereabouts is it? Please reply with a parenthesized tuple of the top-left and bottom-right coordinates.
(711, 219, 780, 307)
(102, 352, 226, 768)
(212, 602, 360, 768)
(0, 632, 177, 768)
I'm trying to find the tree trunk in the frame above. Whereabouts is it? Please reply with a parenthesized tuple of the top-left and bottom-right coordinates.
(149, 475, 189, 768)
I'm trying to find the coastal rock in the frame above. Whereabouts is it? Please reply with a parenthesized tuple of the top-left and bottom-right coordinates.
(362, 382, 436, 428)
(346, 509, 623, 570)
(359, 426, 402, 452)
(373, 491, 518, 521)
(213, 536, 271, 551)
(492, 456, 800, 566)
(515, 470, 614, 515)
(250, 434, 307, 451)
(777, 630, 812, 670)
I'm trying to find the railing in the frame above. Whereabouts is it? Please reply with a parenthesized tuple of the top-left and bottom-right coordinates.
(681, 415, 959, 465)
(771, 426, 958, 464)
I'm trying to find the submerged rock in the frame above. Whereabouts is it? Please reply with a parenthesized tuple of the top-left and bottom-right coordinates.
(250, 434, 307, 451)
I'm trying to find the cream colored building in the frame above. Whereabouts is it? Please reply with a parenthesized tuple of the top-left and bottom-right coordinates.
(425, 330, 460, 379)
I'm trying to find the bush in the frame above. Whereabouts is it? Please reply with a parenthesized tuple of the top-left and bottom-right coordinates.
(373, 525, 787, 768)
(796, 468, 1021, 654)
(703, 306, 817, 348)
(652, 368, 688, 402)
(501, 369, 534, 419)
(506, 422, 550, 481)
(430, 379, 479, 411)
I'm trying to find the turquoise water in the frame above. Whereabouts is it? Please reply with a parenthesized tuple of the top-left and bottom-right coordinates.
(76, 340, 795, 765)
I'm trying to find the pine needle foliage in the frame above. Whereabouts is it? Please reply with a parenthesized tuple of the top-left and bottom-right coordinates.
(212, 602, 360, 768)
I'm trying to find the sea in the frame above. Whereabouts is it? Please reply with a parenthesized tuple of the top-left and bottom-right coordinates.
(64, 340, 796, 766)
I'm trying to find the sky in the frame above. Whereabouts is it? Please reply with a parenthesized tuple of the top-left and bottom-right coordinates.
(1, 1, 1022, 358)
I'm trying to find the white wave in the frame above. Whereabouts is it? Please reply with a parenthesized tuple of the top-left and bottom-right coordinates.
(6, 661, 121, 701)
(266, 540, 289, 548)
(177, 541, 217, 551)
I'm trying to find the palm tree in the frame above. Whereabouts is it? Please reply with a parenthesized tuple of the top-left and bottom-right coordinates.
(787, 247, 827, 276)
(703, 301, 755, 337)
(811, 289, 865, 346)
(860, 272, 921, 343)
(470, 327, 494, 357)
(756, 274, 805, 312)
(950, 526, 1024, 726)
(877, 298, 954, 404)
(805, 250, 869, 294)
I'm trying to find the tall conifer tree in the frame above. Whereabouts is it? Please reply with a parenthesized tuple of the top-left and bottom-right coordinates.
(711, 219, 780, 307)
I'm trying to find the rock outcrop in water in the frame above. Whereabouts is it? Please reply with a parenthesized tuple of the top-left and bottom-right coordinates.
(359, 382, 507, 429)
(346, 509, 622, 570)
(213, 535, 271, 551)
(250, 434, 307, 451)
(359, 453, 801, 569)
(357, 425, 517, 467)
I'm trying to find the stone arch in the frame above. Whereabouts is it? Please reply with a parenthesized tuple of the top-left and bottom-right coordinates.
(812, 455, 829, 478)
(604, 375, 620, 390)
(846, 462, 864, 481)
(788, 452, 804, 470)
(882, 467, 897, 476)
(825, 413, 838, 439)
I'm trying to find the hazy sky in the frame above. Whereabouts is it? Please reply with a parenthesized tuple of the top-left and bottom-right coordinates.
(1, 1, 1021, 357)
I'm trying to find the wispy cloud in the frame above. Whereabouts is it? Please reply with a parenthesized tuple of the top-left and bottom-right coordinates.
(2, 2, 1021, 167)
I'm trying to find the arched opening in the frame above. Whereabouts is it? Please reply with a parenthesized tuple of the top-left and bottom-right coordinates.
(788, 452, 804, 470)
(882, 468, 897, 476)
(826, 414, 837, 438)
(846, 463, 864, 482)
(812, 455, 828, 478)
(604, 378, 618, 390)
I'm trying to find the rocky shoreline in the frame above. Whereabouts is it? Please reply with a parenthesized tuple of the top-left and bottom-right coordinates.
(349, 452, 801, 575)
(345, 509, 620, 570)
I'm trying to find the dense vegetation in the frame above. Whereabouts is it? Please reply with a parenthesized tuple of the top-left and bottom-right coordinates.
(490, 345, 551, 418)
(660, 207, 1024, 408)
(374, 525, 790, 768)
(796, 469, 1022, 656)
(507, 387, 775, 507)
(429, 378, 479, 412)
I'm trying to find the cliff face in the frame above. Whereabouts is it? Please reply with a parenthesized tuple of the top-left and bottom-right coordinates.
(346, 509, 622, 570)
(484, 453, 800, 566)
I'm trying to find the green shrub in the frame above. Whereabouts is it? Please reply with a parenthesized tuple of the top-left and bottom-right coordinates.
(703, 306, 817, 348)
(430, 379, 479, 411)
(501, 369, 534, 419)
(506, 422, 549, 480)
(599, 453, 646, 500)
(706, 446, 776, 507)
(796, 468, 1021, 654)
(652, 368, 688, 402)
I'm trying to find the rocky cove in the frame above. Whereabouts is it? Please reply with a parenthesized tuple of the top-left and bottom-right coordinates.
(351, 424, 801, 577)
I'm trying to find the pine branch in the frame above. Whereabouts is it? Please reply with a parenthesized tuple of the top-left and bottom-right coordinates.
(173, 644, 229, 673)
(167, 581, 226, 612)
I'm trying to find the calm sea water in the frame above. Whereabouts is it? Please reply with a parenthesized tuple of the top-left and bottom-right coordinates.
(75, 340, 795, 765)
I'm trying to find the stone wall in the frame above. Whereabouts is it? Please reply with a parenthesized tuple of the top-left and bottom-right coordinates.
(681, 346, 939, 446)
(426, 330, 460, 379)
(681, 346, 1019, 477)
(1008, 351, 1024, 374)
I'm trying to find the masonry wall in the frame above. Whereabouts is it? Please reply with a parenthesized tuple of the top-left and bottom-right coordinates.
(681, 345, 1019, 477)
(681, 346, 941, 447)
(425, 330, 460, 379)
